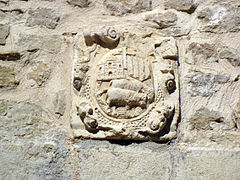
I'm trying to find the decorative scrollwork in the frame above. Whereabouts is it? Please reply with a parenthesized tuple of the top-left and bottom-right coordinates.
(166, 79, 176, 93)
(83, 26, 120, 49)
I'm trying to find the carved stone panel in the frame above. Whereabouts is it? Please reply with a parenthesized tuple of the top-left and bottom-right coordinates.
(71, 26, 179, 141)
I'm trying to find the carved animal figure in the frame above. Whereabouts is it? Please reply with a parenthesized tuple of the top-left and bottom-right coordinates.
(106, 79, 154, 108)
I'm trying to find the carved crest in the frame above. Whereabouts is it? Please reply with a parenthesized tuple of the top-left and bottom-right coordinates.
(95, 48, 155, 119)
(71, 26, 179, 141)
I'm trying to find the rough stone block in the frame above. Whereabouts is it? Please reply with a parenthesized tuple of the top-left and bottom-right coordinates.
(219, 48, 240, 66)
(0, 24, 9, 45)
(77, 140, 173, 180)
(0, 66, 19, 88)
(164, 0, 197, 14)
(75, 140, 240, 180)
(17, 34, 62, 52)
(67, 0, 91, 8)
(26, 8, 60, 29)
(0, 100, 71, 179)
(174, 147, 240, 180)
(187, 73, 229, 97)
(197, 6, 240, 33)
(186, 42, 218, 64)
(53, 89, 66, 116)
(102, 0, 152, 16)
(155, 37, 178, 60)
(145, 11, 178, 29)
(28, 62, 51, 86)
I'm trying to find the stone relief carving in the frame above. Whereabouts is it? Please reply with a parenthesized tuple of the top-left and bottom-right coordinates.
(71, 26, 179, 141)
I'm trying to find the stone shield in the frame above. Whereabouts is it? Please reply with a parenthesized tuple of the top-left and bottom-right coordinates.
(71, 26, 179, 141)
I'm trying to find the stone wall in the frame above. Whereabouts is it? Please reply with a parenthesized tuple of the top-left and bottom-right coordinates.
(0, 0, 239, 179)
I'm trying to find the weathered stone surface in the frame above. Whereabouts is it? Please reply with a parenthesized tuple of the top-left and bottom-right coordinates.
(179, 35, 239, 145)
(0, 10, 7, 21)
(0, 51, 21, 61)
(233, 97, 240, 129)
(197, 6, 240, 33)
(0, 100, 7, 116)
(0, 66, 19, 88)
(0, 8, 24, 24)
(67, 0, 91, 8)
(174, 147, 240, 180)
(53, 89, 66, 116)
(77, 140, 174, 179)
(186, 42, 218, 64)
(26, 8, 60, 29)
(164, 0, 197, 14)
(189, 107, 224, 131)
(102, 0, 152, 16)
(155, 37, 178, 60)
(0, 24, 9, 45)
(219, 48, 240, 66)
(185, 42, 240, 67)
(145, 11, 178, 29)
(76, 139, 240, 179)
(187, 73, 229, 97)
(0, 0, 8, 4)
(0, 100, 71, 179)
(17, 33, 62, 52)
(131, 0, 152, 14)
(0, 0, 240, 179)
(144, 9, 191, 37)
(28, 62, 51, 86)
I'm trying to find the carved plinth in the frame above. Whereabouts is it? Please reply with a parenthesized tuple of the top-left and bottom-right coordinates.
(71, 26, 179, 141)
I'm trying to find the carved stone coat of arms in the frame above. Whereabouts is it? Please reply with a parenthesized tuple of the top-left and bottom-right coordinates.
(71, 26, 179, 141)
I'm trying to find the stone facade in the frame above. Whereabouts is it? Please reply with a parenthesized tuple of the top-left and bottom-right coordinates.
(0, 0, 239, 179)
